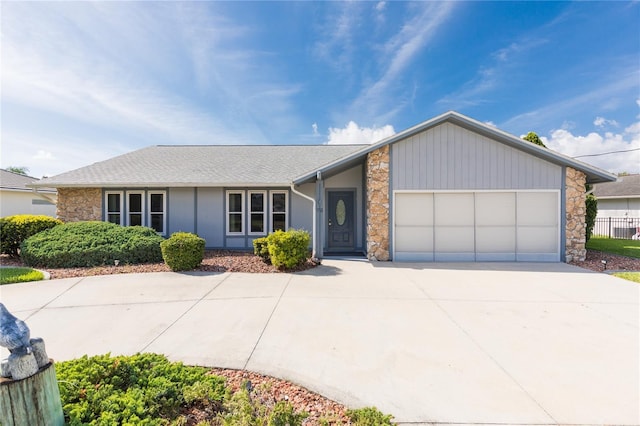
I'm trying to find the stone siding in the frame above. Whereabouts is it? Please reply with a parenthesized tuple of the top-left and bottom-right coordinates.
(366, 146, 390, 261)
(57, 188, 102, 223)
(565, 168, 587, 262)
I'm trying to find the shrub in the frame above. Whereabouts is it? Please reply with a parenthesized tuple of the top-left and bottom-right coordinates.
(56, 353, 226, 425)
(585, 193, 598, 243)
(346, 406, 394, 425)
(266, 229, 310, 270)
(20, 221, 163, 268)
(160, 232, 205, 272)
(253, 236, 271, 264)
(0, 214, 62, 256)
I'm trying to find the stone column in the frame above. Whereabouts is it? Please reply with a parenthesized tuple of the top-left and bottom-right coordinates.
(366, 146, 390, 261)
(57, 188, 102, 222)
(565, 167, 587, 262)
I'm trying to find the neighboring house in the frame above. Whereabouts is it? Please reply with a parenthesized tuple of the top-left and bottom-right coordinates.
(31, 111, 616, 263)
(0, 169, 57, 217)
(592, 174, 640, 218)
(591, 174, 640, 239)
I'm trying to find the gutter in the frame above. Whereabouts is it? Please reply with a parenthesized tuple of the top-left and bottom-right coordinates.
(289, 177, 318, 260)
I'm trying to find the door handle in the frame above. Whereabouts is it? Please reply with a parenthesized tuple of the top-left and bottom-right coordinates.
(328, 219, 332, 226)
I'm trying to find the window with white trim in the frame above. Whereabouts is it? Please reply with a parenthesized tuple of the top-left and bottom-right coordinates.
(270, 191, 288, 232)
(127, 191, 145, 226)
(105, 191, 123, 225)
(249, 191, 266, 235)
(148, 191, 166, 235)
(227, 191, 244, 235)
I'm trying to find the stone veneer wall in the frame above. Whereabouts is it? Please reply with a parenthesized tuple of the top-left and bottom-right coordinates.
(565, 167, 587, 262)
(366, 145, 390, 261)
(56, 188, 102, 223)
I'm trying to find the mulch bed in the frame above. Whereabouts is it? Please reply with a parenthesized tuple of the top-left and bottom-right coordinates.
(0, 250, 318, 279)
(568, 250, 640, 273)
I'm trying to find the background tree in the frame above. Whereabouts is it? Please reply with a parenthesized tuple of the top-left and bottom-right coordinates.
(523, 132, 546, 148)
(6, 166, 29, 176)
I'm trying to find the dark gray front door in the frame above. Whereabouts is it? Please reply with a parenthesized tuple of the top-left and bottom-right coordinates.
(327, 190, 355, 250)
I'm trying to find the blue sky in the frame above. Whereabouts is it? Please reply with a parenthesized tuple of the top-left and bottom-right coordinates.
(2, 1, 639, 178)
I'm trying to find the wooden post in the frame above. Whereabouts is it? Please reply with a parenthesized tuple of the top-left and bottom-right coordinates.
(0, 362, 64, 426)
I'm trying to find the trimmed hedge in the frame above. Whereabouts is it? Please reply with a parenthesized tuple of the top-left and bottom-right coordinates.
(160, 232, 205, 272)
(266, 229, 311, 270)
(20, 221, 164, 268)
(0, 214, 62, 256)
(585, 193, 598, 243)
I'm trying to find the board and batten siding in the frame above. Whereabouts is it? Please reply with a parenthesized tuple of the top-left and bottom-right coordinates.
(392, 122, 562, 190)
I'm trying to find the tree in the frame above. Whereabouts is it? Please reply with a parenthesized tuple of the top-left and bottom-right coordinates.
(6, 166, 29, 176)
(585, 193, 598, 243)
(523, 132, 546, 148)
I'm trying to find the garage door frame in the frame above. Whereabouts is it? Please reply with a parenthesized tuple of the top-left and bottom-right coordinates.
(392, 190, 561, 262)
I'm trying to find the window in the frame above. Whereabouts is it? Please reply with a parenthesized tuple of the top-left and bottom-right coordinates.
(148, 191, 166, 235)
(127, 192, 145, 226)
(105, 191, 123, 225)
(227, 191, 244, 235)
(270, 191, 288, 232)
(249, 191, 266, 235)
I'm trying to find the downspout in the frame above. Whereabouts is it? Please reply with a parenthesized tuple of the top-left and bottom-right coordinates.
(290, 176, 318, 260)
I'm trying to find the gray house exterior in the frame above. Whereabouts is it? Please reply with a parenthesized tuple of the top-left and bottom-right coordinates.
(32, 111, 617, 263)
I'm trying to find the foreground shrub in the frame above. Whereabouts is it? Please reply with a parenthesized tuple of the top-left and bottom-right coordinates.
(0, 267, 44, 285)
(585, 193, 598, 243)
(160, 232, 205, 271)
(267, 229, 311, 270)
(20, 221, 163, 268)
(0, 214, 62, 256)
(346, 406, 395, 425)
(56, 353, 226, 425)
(253, 236, 271, 264)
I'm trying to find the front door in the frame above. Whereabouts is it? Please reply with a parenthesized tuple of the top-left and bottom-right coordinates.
(327, 190, 355, 251)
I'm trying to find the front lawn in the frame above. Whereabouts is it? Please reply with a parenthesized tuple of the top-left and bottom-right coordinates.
(613, 272, 640, 283)
(0, 267, 44, 284)
(586, 237, 640, 259)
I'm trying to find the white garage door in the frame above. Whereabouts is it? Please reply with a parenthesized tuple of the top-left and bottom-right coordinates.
(394, 191, 559, 262)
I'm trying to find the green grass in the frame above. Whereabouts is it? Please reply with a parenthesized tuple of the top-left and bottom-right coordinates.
(0, 267, 44, 284)
(586, 237, 640, 259)
(612, 272, 640, 283)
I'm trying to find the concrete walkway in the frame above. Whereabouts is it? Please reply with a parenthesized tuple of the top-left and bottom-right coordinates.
(1, 260, 638, 425)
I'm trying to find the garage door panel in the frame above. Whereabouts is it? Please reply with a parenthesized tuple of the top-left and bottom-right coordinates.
(395, 226, 433, 252)
(517, 192, 558, 226)
(476, 226, 516, 253)
(434, 226, 474, 252)
(517, 227, 558, 253)
(395, 193, 433, 226)
(434, 193, 474, 226)
(476, 193, 516, 226)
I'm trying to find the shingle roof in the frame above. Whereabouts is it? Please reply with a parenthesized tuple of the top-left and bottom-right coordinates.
(592, 174, 640, 198)
(32, 145, 366, 188)
(1, 169, 55, 193)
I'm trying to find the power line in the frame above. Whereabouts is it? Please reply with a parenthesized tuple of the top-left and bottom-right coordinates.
(573, 147, 640, 159)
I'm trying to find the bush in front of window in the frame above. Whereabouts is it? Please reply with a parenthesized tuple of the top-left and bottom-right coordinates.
(160, 232, 205, 272)
(253, 237, 271, 264)
(20, 221, 164, 268)
(0, 214, 63, 256)
(266, 229, 310, 270)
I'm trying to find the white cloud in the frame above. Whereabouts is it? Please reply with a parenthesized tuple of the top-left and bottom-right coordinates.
(375, 1, 386, 12)
(594, 116, 619, 128)
(484, 121, 497, 128)
(544, 121, 640, 174)
(327, 122, 395, 145)
(312, 123, 319, 135)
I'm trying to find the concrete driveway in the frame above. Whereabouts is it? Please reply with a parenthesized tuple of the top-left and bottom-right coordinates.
(1, 260, 638, 425)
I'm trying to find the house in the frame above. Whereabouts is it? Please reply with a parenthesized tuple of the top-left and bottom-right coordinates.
(0, 169, 57, 217)
(31, 111, 617, 262)
(591, 174, 640, 239)
(592, 174, 640, 218)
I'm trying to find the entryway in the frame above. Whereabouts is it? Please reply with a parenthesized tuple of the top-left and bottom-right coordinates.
(326, 190, 356, 253)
